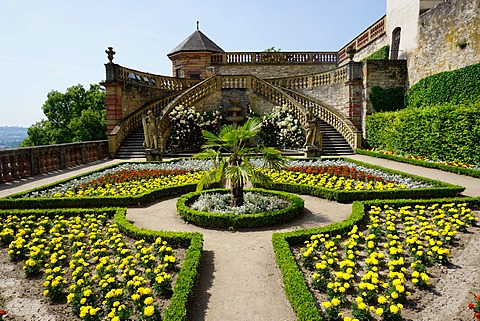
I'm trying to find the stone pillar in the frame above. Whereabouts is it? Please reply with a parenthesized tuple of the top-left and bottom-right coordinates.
(345, 62, 364, 131)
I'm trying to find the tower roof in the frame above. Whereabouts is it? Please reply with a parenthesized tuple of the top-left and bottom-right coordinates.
(168, 28, 224, 56)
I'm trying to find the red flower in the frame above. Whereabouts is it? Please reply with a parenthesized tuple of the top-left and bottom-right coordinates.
(0, 310, 7, 315)
(469, 303, 475, 309)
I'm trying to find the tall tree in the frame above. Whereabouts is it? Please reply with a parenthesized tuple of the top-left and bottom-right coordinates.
(194, 117, 286, 207)
(22, 84, 106, 146)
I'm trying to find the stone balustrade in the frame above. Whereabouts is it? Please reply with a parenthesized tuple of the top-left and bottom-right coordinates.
(267, 65, 349, 89)
(107, 64, 201, 91)
(211, 52, 338, 65)
(338, 15, 386, 62)
(108, 73, 362, 156)
(0, 141, 109, 184)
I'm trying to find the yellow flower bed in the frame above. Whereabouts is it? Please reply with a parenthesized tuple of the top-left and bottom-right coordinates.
(0, 213, 178, 320)
(298, 203, 478, 320)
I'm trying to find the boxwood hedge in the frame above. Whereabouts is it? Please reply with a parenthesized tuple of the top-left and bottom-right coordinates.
(176, 188, 305, 229)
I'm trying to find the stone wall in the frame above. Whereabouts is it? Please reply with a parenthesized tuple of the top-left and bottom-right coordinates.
(295, 82, 346, 113)
(408, 0, 480, 85)
(121, 85, 172, 120)
(208, 63, 336, 79)
(362, 60, 408, 137)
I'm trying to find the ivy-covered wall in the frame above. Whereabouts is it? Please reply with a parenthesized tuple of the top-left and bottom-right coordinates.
(405, 62, 480, 108)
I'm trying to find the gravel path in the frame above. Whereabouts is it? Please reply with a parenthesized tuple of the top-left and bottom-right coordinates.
(126, 195, 351, 321)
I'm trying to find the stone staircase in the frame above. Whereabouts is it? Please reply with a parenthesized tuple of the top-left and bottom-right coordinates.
(115, 127, 146, 159)
(318, 119, 354, 156)
(115, 119, 353, 159)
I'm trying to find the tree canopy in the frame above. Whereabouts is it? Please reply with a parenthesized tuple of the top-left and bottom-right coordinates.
(22, 84, 106, 146)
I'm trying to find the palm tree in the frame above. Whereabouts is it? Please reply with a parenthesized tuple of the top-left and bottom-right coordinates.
(194, 117, 286, 207)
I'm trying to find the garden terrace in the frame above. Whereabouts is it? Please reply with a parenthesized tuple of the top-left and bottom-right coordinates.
(0, 154, 479, 320)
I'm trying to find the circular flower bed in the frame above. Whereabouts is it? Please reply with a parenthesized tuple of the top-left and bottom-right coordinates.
(176, 188, 305, 229)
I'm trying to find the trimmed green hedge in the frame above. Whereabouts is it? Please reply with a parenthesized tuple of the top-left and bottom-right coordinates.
(176, 188, 305, 229)
(272, 196, 480, 321)
(361, 45, 390, 61)
(405, 62, 480, 108)
(356, 148, 480, 178)
(369, 86, 405, 112)
(0, 184, 198, 210)
(366, 101, 480, 164)
(257, 158, 464, 203)
(0, 207, 203, 321)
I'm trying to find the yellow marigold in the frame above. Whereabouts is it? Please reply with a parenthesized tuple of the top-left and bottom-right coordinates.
(144, 305, 155, 317)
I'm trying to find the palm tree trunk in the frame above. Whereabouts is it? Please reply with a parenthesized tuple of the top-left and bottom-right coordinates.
(231, 183, 244, 207)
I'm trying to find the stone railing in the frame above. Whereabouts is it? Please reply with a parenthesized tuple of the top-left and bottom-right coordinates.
(0, 141, 109, 184)
(106, 64, 201, 91)
(250, 77, 308, 124)
(267, 64, 349, 89)
(282, 89, 362, 149)
(108, 93, 180, 156)
(338, 15, 386, 62)
(108, 74, 362, 156)
(211, 52, 337, 65)
(251, 77, 361, 149)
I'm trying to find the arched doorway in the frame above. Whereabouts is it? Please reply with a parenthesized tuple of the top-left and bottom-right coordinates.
(390, 27, 401, 60)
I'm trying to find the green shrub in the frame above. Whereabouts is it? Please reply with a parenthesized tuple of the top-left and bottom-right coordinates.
(405, 62, 480, 108)
(366, 102, 480, 164)
(361, 45, 390, 61)
(369, 86, 405, 112)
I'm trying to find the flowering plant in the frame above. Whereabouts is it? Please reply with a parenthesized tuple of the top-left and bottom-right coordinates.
(468, 292, 480, 320)
(168, 105, 221, 151)
(259, 105, 305, 149)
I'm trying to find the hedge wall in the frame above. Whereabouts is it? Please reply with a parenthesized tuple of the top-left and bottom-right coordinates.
(366, 101, 480, 164)
(369, 86, 405, 112)
(405, 62, 480, 108)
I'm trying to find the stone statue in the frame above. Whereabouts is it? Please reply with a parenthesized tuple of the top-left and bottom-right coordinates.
(304, 112, 322, 149)
(142, 110, 164, 153)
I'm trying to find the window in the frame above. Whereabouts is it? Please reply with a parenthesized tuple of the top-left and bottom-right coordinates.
(175, 69, 182, 78)
(189, 74, 201, 79)
(390, 27, 401, 60)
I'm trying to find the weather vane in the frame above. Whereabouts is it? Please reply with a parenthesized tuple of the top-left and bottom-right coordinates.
(197, 21, 199, 30)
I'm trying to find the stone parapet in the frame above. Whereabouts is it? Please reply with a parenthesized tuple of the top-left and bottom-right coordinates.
(0, 141, 109, 184)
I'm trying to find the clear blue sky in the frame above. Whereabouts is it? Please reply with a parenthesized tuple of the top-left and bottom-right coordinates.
(0, 0, 386, 127)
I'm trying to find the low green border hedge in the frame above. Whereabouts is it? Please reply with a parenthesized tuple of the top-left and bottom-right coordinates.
(272, 196, 480, 321)
(257, 157, 465, 203)
(0, 184, 198, 209)
(176, 188, 305, 229)
(356, 148, 480, 178)
(0, 207, 203, 321)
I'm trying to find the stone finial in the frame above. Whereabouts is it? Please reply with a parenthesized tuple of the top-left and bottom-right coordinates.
(105, 47, 116, 63)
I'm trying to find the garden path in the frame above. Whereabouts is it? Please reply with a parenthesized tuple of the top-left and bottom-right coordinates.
(1, 155, 480, 321)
